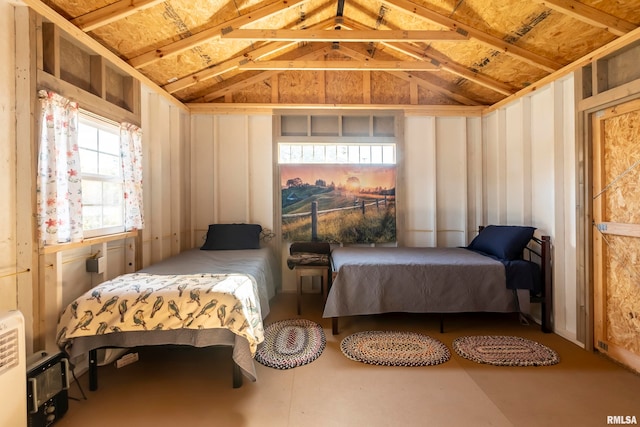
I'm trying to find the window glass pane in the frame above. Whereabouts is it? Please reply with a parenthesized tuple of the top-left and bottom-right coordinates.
(348, 146, 359, 163)
(79, 149, 98, 174)
(359, 145, 371, 163)
(302, 145, 314, 162)
(326, 146, 337, 163)
(103, 206, 123, 227)
(313, 145, 325, 162)
(383, 145, 395, 164)
(337, 145, 348, 163)
(103, 182, 123, 206)
(83, 206, 102, 231)
(82, 180, 102, 205)
(78, 124, 97, 150)
(99, 129, 120, 155)
(279, 144, 291, 163)
(371, 146, 383, 163)
(99, 153, 121, 177)
(290, 145, 303, 163)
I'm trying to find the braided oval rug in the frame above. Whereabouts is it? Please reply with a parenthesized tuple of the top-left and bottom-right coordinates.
(255, 319, 326, 369)
(452, 335, 560, 367)
(340, 331, 450, 366)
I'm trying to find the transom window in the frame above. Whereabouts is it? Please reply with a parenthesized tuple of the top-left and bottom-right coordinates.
(78, 114, 124, 237)
(279, 143, 396, 164)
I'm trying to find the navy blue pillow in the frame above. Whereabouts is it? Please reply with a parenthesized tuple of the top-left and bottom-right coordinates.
(468, 225, 536, 260)
(201, 223, 262, 250)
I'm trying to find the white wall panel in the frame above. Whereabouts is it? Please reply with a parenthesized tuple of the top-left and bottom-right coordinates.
(191, 115, 215, 243)
(403, 116, 436, 247)
(248, 115, 274, 228)
(436, 117, 467, 247)
(215, 115, 249, 222)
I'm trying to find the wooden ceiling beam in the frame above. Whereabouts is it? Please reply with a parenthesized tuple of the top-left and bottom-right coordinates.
(193, 45, 335, 103)
(338, 45, 483, 106)
(221, 28, 468, 42)
(70, 0, 164, 32)
(381, 42, 516, 96)
(339, 18, 516, 96)
(381, 0, 564, 73)
(239, 60, 440, 71)
(128, 0, 311, 69)
(530, 0, 637, 37)
(163, 18, 339, 94)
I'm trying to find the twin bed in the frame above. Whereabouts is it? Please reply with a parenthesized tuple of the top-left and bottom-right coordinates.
(57, 224, 551, 390)
(57, 224, 277, 389)
(323, 225, 552, 334)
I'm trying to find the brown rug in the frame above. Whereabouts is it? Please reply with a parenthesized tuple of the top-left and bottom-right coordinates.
(452, 335, 559, 366)
(340, 331, 450, 366)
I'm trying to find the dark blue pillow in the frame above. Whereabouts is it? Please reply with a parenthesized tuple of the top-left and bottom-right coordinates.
(201, 223, 262, 250)
(468, 225, 536, 260)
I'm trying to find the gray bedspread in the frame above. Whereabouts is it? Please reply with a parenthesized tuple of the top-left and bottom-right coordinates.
(323, 247, 517, 318)
(62, 248, 277, 383)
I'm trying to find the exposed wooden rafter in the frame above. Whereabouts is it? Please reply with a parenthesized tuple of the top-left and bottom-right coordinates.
(381, 0, 564, 73)
(337, 45, 483, 106)
(221, 28, 468, 42)
(71, 0, 164, 32)
(193, 44, 335, 103)
(530, 0, 637, 36)
(128, 0, 311, 69)
(339, 18, 516, 96)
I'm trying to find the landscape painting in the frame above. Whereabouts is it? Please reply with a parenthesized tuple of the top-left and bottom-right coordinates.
(281, 164, 396, 243)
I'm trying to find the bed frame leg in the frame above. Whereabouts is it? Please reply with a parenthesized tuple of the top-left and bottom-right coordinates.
(332, 317, 339, 335)
(232, 362, 242, 388)
(89, 349, 98, 391)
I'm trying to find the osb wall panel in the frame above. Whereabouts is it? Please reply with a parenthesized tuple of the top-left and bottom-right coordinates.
(370, 71, 410, 105)
(602, 110, 640, 355)
(59, 37, 91, 92)
(232, 80, 272, 103)
(105, 66, 125, 108)
(279, 71, 324, 104)
(418, 86, 456, 105)
(325, 70, 364, 104)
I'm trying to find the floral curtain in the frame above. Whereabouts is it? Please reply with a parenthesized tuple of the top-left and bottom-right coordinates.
(36, 90, 83, 246)
(120, 123, 144, 230)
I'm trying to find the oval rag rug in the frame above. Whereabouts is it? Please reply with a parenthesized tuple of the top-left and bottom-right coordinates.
(255, 319, 326, 369)
(452, 335, 560, 366)
(340, 331, 450, 366)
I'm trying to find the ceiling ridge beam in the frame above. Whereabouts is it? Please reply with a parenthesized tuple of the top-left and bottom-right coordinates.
(221, 28, 468, 42)
(530, 0, 636, 36)
(381, 0, 563, 73)
(240, 60, 440, 71)
(193, 44, 334, 103)
(338, 45, 482, 106)
(71, 0, 164, 32)
(128, 0, 311, 69)
(163, 18, 339, 94)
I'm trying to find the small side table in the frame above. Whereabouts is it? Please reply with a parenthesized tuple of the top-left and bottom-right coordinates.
(287, 242, 331, 315)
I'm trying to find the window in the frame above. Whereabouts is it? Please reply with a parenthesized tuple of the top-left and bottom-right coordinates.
(278, 143, 396, 164)
(78, 114, 124, 237)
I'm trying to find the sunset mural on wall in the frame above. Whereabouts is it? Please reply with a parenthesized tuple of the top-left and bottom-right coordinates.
(281, 164, 396, 244)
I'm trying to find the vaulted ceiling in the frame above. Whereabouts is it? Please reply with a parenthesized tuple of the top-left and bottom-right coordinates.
(31, 0, 640, 108)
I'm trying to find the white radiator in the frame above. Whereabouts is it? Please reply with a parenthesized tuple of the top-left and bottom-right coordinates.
(0, 310, 27, 427)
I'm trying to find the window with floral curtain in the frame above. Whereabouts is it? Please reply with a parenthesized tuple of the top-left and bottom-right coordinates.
(36, 90, 83, 246)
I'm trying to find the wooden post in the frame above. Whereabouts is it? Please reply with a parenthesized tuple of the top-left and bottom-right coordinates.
(311, 201, 318, 241)
(361, 200, 365, 215)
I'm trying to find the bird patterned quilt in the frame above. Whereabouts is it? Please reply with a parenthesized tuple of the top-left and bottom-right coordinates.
(56, 273, 265, 355)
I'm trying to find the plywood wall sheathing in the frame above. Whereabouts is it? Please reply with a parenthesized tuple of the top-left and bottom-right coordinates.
(601, 109, 640, 357)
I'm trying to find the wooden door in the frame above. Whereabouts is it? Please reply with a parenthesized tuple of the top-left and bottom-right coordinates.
(592, 98, 640, 374)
